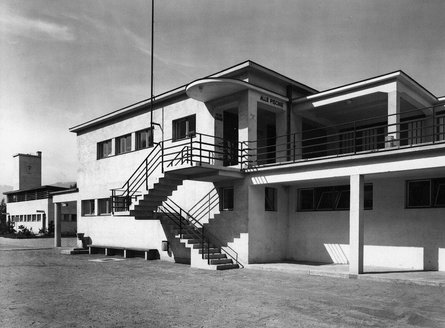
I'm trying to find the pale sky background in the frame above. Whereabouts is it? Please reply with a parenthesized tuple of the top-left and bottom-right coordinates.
(1, 0, 445, 187)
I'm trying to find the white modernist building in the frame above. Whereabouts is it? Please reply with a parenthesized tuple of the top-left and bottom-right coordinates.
(69, 61, 445, 273)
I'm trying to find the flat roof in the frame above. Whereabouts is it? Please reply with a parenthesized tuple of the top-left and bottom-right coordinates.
(4, 185, 69, 195)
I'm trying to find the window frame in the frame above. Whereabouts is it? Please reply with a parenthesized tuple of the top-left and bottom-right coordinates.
(82, 199, 95, 216)
(97, 139, 112, 159)
(136, 128, 154, 150)
(219, 187, 234, 211)
(265, 187, 277, 212)
(406, 178, 445, 208)
(98, 198, 112, 215)
(115, 134, 132, 155)
(297, 184, 373, 212)
(172, 115, 196, 141)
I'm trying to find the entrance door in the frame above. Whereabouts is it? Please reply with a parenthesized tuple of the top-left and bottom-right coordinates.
(223, 111, 239, 166)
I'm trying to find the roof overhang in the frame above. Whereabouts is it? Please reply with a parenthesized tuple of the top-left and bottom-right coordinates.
(186, 78, 288, 103)
(294, 71, 438, 106)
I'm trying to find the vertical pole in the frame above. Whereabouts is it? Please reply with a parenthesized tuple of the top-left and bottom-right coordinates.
(150, 0, 155, 131)
(349, 174, 364, 275)
(293, 133, 296, 162)
(54, 203, 61, 247)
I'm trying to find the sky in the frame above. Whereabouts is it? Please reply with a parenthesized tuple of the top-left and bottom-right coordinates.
(1, 0, 445, 187)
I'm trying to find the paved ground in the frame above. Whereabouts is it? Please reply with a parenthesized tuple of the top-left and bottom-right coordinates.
(1, 249, 445, 328)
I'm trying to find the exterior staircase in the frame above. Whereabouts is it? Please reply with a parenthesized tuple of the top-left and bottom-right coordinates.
(130, 173, 183, 219)
(172, 224, 239, 270)
(159, 202, 241, 270)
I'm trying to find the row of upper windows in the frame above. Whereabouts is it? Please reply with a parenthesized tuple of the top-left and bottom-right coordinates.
(9, 214, 46, 222)
(97, 115, 196, 160)
(97, 128, 153, 159)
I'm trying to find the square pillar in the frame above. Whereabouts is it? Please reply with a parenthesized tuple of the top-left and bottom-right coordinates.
(54, 203, 61, 247)
(349, 174, 364, 275)
(386, 90, 400, 147)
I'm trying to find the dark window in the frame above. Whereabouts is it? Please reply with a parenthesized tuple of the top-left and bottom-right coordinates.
(407, 180, 431, 208)
(116, 134, 132, 155)
(219, 187, 234, 211)
(98, 198, 112, 215)
(136, 128, 153, 150)
(265, 187, 277, 211)
(173, 115, 196, 141)
(97, 139, 112, 159)
(82, 199, 95, 216)
(407, 178, 445, 208)
(297, 184, 373, 211)
(299, 189, 314, 210)
(71, 214, 77, 222)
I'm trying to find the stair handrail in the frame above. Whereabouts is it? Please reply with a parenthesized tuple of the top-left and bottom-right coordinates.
(111, 143, 162, 212)
(161, 197, 244, 268)
(188, 187, 219, 223)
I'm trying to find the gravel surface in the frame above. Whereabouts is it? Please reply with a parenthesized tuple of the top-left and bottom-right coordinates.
(1, 249, 444, 328)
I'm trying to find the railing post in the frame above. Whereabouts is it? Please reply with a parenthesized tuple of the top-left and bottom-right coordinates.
(433, 105, 436, 144)
(293, 133, 296, 162)
(111, 190, 115, 215)
(179, 209, 182, 237)
(207, 238, 210, 265)
(190, 134, 193, 165)
(161, 142, 164, 173)
(145, 158, 148, 190)
(353, 121, 357, 154)
(201, 226, 205, 260)
(199, 134, 202, 165)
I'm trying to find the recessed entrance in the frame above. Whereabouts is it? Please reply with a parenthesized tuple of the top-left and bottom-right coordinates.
(223, 111, 239, 166)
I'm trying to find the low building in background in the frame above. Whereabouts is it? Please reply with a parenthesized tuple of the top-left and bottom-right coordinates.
(3, 152, 77, 235)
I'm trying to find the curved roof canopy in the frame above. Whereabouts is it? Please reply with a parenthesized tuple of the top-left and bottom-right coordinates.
(186, 78, 288, 103)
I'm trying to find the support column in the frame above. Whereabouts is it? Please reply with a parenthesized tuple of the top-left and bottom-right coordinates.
(54, 203, 61, 247)
(386, 89, 400, 147)
(349, 174, 364, 275)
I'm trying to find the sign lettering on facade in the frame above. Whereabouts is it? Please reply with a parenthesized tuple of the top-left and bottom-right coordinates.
(259, 95, 284, 108)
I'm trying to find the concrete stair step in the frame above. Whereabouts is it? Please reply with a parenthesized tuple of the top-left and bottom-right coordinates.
(197, 247, 220, 253)
(201, 252, 226, 259)
(210, 258, 233, 265)
(151, 184, 178, 192)
(216, 263, 239, 270)
(158, 178, 182, 186)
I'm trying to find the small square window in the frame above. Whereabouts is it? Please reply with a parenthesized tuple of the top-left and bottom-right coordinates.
(136, 128, 153, 150)
(98, 140, 112, 159)
(265, 187, 277, 211)
(173, 115, 196, 141)
(116, 134, 132, 155)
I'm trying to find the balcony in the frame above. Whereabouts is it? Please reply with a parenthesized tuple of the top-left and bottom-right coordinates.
(245, 104, 445, 169)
